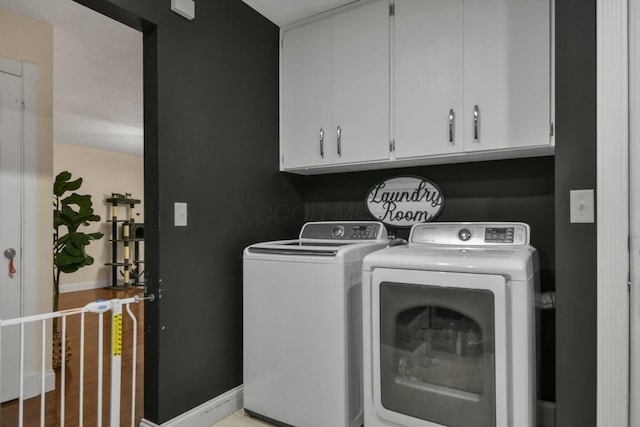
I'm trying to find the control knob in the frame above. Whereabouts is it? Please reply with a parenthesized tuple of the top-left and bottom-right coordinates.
(332, 225, 345, 238)
(458, 229, 472, 241)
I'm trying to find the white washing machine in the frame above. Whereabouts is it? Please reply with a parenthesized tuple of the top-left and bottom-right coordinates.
(362, 222, 538, 427)
(243, 221, 389, 427)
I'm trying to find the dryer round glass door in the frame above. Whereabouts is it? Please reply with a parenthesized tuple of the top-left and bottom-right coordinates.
(371, 268, 509, 427)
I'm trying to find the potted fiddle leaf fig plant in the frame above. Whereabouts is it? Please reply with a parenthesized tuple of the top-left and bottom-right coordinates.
(52, 171, 104, 367)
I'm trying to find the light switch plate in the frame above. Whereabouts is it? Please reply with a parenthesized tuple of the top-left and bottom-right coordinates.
(171, 0, 195, 20)
(570, 189, 595, 223)
(174, 202, 188, 226)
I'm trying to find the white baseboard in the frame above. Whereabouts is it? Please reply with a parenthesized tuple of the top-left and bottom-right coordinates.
(537, 400, 556, 427)
(59, 279, 120, 294)
(140, 385, 243, 427)
(23, 370, 55, 399)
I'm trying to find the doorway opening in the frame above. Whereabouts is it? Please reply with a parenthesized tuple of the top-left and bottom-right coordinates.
(0, 0, 157, 423)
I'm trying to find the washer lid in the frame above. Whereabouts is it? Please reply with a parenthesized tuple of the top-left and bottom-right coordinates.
(245, 239, 345, 257)
(245, 238, 390, 264)
(244, 221, 389, 263)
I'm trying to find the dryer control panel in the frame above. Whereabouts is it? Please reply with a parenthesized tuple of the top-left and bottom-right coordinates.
(410, 222, 530, 246)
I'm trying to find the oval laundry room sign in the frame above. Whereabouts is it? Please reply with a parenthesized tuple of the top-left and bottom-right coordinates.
(366, 176, 444, 227)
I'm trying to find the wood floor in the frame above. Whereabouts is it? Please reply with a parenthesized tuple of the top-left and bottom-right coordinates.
(0, 287, 145, 427)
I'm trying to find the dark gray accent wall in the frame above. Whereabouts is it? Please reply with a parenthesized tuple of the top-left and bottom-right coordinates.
(74, 0, 303, 424)
(555, 0, 598, 425)
(73, 0, 597, 424)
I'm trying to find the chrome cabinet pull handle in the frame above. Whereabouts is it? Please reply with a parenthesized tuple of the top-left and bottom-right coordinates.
(336, 126, 342, 157)
(449, 109, 455, 144)
(319, 128, 325, 158)
(473, 105, 480, 143)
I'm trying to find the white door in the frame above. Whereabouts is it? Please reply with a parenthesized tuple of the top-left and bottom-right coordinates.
(393, 0, 464, 158)
(331, 0, 390, 164)
(0, 68, 23, 402)
(463, 0, 551, 152)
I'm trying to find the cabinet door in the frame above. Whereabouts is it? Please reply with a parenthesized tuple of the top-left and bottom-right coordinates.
(394, 0, 464, 159)
(281, 18, 332, 169)
(331, 0, 390, 164)
(463, 0, 551, 152)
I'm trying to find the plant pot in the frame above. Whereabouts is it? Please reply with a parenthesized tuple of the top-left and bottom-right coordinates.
(52, 330, 72, 369)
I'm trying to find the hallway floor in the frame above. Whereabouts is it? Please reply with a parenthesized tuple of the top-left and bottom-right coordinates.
(0, 286, 144, 426)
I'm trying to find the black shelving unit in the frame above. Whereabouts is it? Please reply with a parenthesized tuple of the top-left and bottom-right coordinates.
(105, 196, 144, 289)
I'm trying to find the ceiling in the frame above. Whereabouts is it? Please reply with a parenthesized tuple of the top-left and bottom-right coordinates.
(0, 0, 143, 156)
(241, 0, 358, 26)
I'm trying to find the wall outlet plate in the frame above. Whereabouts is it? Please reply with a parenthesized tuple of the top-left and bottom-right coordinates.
(174, 202, 188, 226)
(570, 189, 595, 223)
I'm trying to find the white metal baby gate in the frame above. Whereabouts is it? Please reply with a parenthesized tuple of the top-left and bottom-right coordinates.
(0, 295, 152, 427)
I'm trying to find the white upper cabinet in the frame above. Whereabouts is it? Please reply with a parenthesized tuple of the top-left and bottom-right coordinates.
(394, 0, 552, 158)
(331, 0, 390, 165)
(281, 18, 332, 169)
(280, 0, 553, 174)
(462, 0, 552, 152)
(280, 0, 390, 171)
(393, 0, 464, 159)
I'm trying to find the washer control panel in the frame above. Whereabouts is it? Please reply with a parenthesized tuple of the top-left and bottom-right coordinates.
(410, 222, 530, 246)
(300, 221, 388, 241)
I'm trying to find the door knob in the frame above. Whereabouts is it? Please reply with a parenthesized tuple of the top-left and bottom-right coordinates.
(4, 248, 16, 275)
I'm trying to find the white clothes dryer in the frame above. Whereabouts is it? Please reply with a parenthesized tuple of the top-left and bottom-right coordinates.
(243, 221, 389, 427)
(362, 222, 538, 427)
